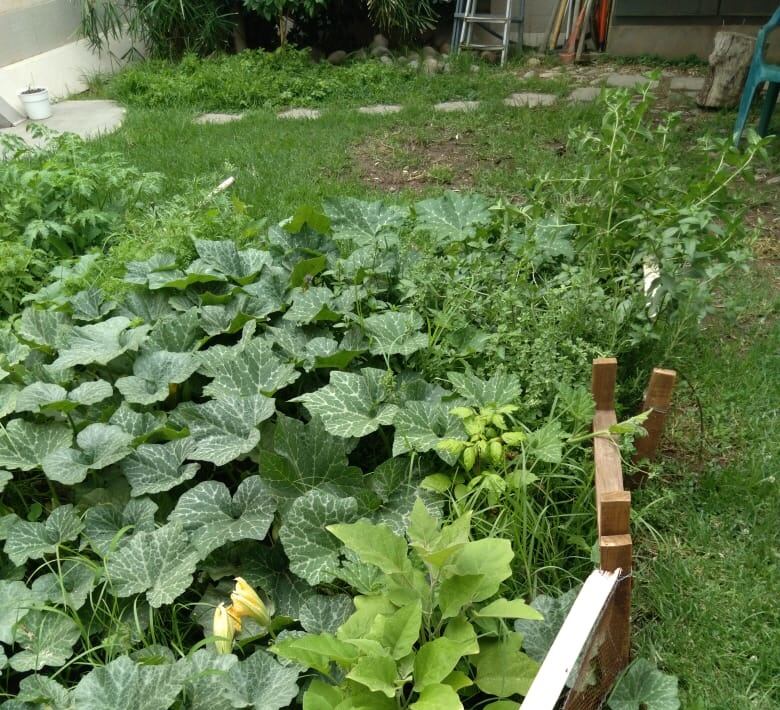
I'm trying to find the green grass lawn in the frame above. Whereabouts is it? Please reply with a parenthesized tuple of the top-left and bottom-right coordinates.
(88, 63, 779, 708)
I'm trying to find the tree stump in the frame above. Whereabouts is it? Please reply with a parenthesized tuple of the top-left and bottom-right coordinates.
(697, 31, 756, 109)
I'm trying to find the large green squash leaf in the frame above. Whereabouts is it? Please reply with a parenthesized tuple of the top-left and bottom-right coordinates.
(14, 380, 113, 414)
(392, 401, 464, 463)
(414, 192, 492, 243)
(4, 505, 83, 566)
(608, 659, 680, 710)
(42, 423, 134, 485)
(15, 308, 72, 350)
(324, 197, 407, 246)
(227, 649, 300, 710)
(53, 316, 150, 369)
(9, 609, 80, 672)
(0, 580, 45, 644)
(15, 674, 72, 709)
(106, 523, 199, 607)
(447, 371, 522, 408)
(169, 476, 276, 557)
(121, 438, 200, 497)
(31, 559, 97, 611)
(70, 287, 116, 322)
(258, 414, 366, 506)
(146, 308, 203, 352)
(280, 489, 358, 585)
(73, 655, 185, 710)
(83, 498, 158, 556)
(299, 594, 354, 634)
(293, 368, 399, 438)
(363, 311, 429, 357)
(200, 338, 299, 399)
(172, 394, 275, 465)
(116, 350, 199, 405)
(178, 649, 238, 710)
(0, 419, 72, 471)
(284, 286, 340, 324)
(192, 239, 272, 284)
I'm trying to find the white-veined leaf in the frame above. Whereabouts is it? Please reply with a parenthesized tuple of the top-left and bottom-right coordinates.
(15, 308, 72, 350)
(3, 505, 83, 566)
(42, 423, 134, 485)
(172, 395, 275, 465)
(447, 371, 522, 408)
(31, 559, 97, 611)
(70, 287, 116, 322)
(121, 438, 200, 497)
(364, 310, 429, 357)
(178, 649, 238, 710)
(283, 286, 340, 324)
(53, 316, 150, 369)
(0, 419, 72, 471)
(415, 192, 492, 243)
(227, 649, 300, 710)
(73, 655, 185, 710)
(608, 659, 680, 710)
(106, 523, 199, 607)
(0, 580, 45, 644)
(324, 197, 407, 246)
(83, 498, 158, 556)
(280, 489, 358, 585)
(293, 368, 399, 438)
(9, 609, 80, 672)
(393, 401, 465, 464)
(169, 476, 276, 558)
(116, 350, 199, 405)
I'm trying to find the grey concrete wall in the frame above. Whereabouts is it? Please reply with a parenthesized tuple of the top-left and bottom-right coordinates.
(0, 0, 82, 68)
(607, 23, 780, 61)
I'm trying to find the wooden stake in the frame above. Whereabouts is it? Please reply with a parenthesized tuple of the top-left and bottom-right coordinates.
(600, 534, 632, 668)
(592, 357, 617, 411)
(634, 368, 676, 462)
(599, 490, 630, 537)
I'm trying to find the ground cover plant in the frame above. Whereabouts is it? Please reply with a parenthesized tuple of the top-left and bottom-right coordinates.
(0, 129, 161, 317)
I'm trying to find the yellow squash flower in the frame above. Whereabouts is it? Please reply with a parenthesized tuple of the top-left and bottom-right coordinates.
(212, 603, 235, 654)
(230, 577, 271, 628)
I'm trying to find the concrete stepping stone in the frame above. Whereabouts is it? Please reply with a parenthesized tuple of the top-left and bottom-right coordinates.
(278, 108, 321, 120)
(358, 104, 403, 115)
(569, 87, 600, 103)
(669, 76, 705, 92)
(604, 73, 658, 89)
(434, 100, 480, 112)
(0, 100, 125, 145)
(195, 112, 244, 125)
(504, 92, 557, 108)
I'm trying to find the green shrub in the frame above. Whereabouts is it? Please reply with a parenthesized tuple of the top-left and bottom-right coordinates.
(0, 128, 161, 316)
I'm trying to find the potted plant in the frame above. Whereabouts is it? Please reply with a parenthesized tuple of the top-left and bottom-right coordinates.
(18, 85, 52, 120)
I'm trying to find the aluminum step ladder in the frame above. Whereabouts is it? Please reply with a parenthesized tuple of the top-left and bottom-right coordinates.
(452, 0, 525, 66)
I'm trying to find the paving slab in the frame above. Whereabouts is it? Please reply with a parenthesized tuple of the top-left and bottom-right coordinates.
(504, 92, 557, 108)
(669, 76, 705, 92)
(0, 100, 125, 145)
(434, 100, 480, 112)
(604, 73, 658, 89)
(195, 112, 244, 125)
(357, 104, 403, 115)
(569, 86, 601, 103)
(277, 108, 321, 120)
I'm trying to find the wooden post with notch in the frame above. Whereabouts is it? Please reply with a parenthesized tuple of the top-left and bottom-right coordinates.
(633, 367, 677, 465)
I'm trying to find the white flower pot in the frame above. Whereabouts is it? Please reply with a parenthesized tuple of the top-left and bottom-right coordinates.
(19, 88, 52, 120)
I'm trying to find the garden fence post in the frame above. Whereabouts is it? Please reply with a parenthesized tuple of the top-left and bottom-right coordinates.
(633, 367, 677, 464)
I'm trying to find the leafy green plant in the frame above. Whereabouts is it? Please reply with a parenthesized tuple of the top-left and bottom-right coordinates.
(0, 127, 161, 315)
(608, 659, 680, 710)
(242, 0, 328, 46)
(273, 499, 543, 708)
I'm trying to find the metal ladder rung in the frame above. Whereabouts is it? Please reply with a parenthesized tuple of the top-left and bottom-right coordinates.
(451, 0, 525, 67)
(462, 15, 514, 23)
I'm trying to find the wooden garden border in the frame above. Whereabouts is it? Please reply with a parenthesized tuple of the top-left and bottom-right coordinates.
(522, 358, 676, 709)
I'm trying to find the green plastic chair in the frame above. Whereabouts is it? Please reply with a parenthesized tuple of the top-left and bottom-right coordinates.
(733, 6, 780, 146)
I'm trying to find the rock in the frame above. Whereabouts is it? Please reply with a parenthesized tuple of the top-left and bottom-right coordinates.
(442, 62, 452, 74)
(527, 57, 541, 67)
(539, 70, 561, 79)
(568, 86, 600, 102)
(670, 75, 706, 92)
(396, 56, 409, 66)
(352, 48, 368, 61)
(278, 108, 321, 120)
(194, 112, 244, 125)
(605, 73, 658, 89)
(504, 92, 557, 108)
(358, 104, 403, 115)
(434, 100, 480, 112)
(327, 50, 347, 65)
(470, 64, 480, 73)
(422, 45, 439, 59)
(371, 34, 389, 50)
(481, 51, 499, 64)
(408, 59, 420, 70)
(371, 45, 391, 58)
(423, 57, 440, 75)
(522, 70, 536, 79)
(439, 41, 451, 55)
(380, 55, 394, 65)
